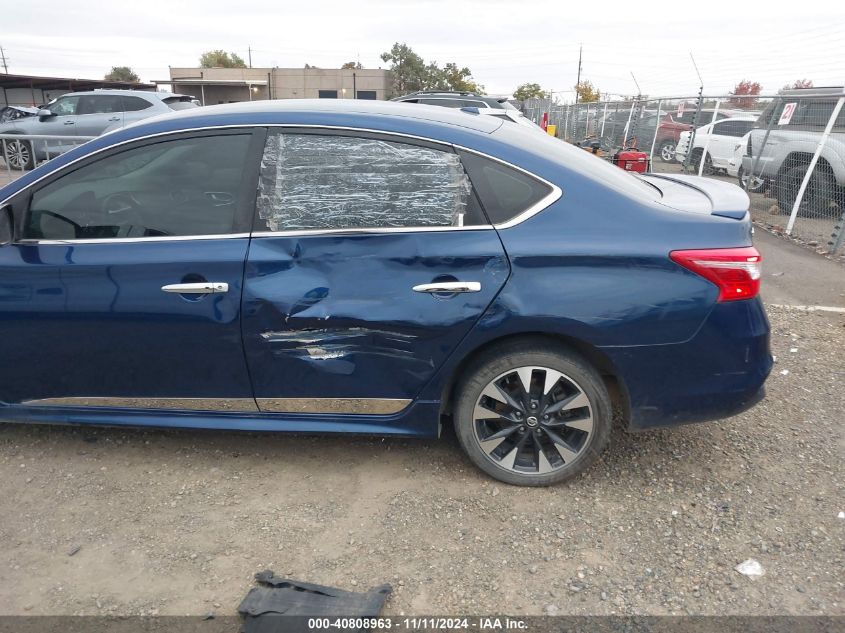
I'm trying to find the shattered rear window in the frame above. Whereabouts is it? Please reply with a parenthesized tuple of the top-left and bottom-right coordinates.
(256, 133, 480, 232)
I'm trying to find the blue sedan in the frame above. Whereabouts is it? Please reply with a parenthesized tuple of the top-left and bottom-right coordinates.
(0, 100, 771, 486)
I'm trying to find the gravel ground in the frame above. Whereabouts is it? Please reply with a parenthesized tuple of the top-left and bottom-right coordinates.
(0, 305, 842, 617)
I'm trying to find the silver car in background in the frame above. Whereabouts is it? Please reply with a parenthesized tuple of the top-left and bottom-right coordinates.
(0, 89, 198, 169)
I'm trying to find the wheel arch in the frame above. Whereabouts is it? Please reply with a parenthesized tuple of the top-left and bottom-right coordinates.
(438, 331, 631, 425)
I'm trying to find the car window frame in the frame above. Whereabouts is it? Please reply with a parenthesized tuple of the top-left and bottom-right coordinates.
(14, 127, 267, 244)
(252, 127, 492, 236)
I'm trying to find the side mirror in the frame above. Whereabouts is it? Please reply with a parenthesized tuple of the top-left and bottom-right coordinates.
(37, 109, 56, 120)
(0, 205, 13, 245)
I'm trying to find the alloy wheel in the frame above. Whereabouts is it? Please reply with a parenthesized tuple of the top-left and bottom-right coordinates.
(660, 142, 676, 162)
(5, 140, 31, 170)
(472, 366, 594, 475)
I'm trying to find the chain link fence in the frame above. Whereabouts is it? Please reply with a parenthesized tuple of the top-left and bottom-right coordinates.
(524, 88, 845, 255)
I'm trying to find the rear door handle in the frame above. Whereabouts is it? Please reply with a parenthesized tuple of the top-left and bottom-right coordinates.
(161, 282, 229, 294)
(63, 121, 75, 125)
(412, 281, 481, 294)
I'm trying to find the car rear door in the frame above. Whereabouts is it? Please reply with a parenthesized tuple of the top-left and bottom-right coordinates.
(74, 94, 124, 136)
(121, 95, 157, 127)
(240, 130, 510, 416)
(0, 129, 265, 411)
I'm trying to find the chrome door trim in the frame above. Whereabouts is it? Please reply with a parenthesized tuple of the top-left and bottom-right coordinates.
(256, 397, 410, 415)
(161, 282, 229, 294)
(412, 281, 482, 293)
(21, 397, 259, 412)
(19, 233, 251, 245)
(2, 124, 562, 234)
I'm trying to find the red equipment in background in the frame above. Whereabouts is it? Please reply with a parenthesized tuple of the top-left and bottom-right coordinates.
(613, 149, 649, 173)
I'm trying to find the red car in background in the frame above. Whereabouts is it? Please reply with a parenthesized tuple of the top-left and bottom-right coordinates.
(652, 110, 730, 162)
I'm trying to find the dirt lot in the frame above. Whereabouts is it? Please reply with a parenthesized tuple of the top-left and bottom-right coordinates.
(0, 305, 843, 617)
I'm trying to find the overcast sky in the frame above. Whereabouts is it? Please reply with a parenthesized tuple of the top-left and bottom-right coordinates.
(3, 0, 844, 100)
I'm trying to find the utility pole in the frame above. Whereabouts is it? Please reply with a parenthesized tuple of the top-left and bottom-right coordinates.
(248, 46, 252, 68)
(574, 44, 582, 104)
(0, 45, 8, 74)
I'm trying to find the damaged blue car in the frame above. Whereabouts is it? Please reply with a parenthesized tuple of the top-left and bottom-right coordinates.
(0, 100, 771, 485)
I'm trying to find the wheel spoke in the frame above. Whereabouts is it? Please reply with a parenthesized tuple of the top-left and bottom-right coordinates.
(544, 414, 594, 434)
(473, 402, 507, 421)
(542, 369, 563, 396)
(515, 367, 534, 396)
(478, 423, 521, 453)
(544, 391, 590, 415)
(490, 381, 523, 412)
(544, 428, 580, 463)
(498, 432, 529, 470)
(537, 445, 555, 474)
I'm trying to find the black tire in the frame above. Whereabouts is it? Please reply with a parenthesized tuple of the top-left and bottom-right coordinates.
(690, 149, 714, 175)
(775, 161, 837, 217)
(658, 140, 676, 163)
(738, 167, 767, 194)
(453, 340, 612, 486)
(2, 138, 35, 170)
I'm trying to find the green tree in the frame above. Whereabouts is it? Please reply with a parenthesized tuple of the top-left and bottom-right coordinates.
(104, 66, 140, 82)
(513, 82, 546, 102)
(341, 61, 363, 70)
(199, 50, 247, 68)
(380, 42, 428, 95)
(575, 80, 600, 103)
(441, 62, 484, 93)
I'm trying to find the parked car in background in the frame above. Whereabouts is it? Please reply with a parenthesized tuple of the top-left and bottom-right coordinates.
(653, 110, 731, 163)
(743, 87, 845, 215)
(0, 99, 771, 486)
(675, 116, 757, 173)
(0, 90, 198, 170)
(0, 105, 39, 124)
(728, 132, 767, 193)
(392, 91, 516, 111)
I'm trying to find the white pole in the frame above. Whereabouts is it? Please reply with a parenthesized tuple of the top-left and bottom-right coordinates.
(600, 101, 608, 139)
(622, 101, 635, 147)
(697, 99, 721, 176)
(786, 88, 845, 234)
(648, 99, 662, 163)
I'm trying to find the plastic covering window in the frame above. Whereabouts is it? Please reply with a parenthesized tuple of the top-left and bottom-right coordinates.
(256, 133, 475, 231)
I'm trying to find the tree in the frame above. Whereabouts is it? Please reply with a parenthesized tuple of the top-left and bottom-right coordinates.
(380, 43, 483, 96)
(728, 79, 762, 108)
(380, 43, 429, 95)
(341, 61, 363, 70)
(441, 62, 484, 93)
(781, 78, 813, 92)
(575, 80, 600, 103)
(104, 66, 140, 83)
(513, 83, 546, 102)
(199, 50, 247, 68)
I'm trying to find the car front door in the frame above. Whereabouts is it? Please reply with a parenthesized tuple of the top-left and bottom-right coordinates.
(0, 129, 264, 412)
(240, 130, 513, 418)
(29, 95, 81, 156)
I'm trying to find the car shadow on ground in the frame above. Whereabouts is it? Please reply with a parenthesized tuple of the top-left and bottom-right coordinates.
(0, 414, 728, 490)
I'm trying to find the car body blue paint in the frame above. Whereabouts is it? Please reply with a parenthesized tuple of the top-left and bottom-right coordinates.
(0, 100, 771, 435)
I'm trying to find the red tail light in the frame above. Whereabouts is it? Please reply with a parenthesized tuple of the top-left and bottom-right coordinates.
(670, 247, 762, 302)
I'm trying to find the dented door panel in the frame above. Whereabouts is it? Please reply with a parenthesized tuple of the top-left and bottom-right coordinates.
(241, 230, 509, 410)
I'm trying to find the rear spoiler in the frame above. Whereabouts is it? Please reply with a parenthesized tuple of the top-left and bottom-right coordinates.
(641, 173, 750, 220)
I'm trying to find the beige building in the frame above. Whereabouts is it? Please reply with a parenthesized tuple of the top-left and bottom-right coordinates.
(165, 67, 392, 105)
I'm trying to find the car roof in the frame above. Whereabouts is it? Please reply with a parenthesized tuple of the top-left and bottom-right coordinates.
(50, 90, 180, 99)
(126, 98, 504, 135)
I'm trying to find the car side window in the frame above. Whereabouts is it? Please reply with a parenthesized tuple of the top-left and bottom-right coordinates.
(49, 96, 79, 116)
(78, 95, 123, 115)
(255, 132, 487, 232)
(24, 134, 252, 241)
(122, 96, 153, 112)
(457, 150, 554, 225)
